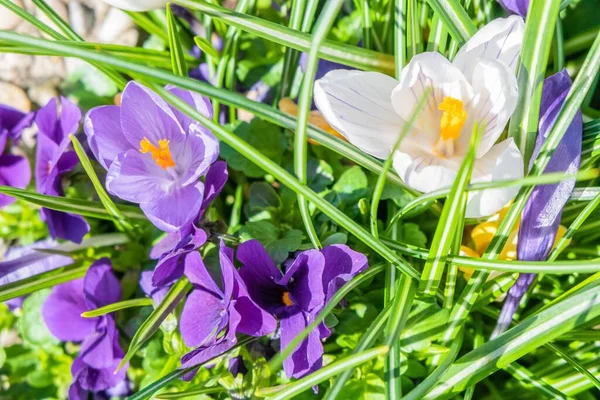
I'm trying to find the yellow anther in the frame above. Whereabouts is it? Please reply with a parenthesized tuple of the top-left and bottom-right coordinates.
(139, 137, 176, 169)
(439, 97, 467, 141)
(282, 291, 294, 307)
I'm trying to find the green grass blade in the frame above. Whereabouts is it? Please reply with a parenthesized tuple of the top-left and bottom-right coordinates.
(0, 0, 65, 39)
(81, 298, 154, 318)
(426, 14, 449, 53)
(117, 277, 192, 372)
(70, 135, 136, 235)
(155, 387, 225, 399)
(503, 363, 570, 399)
(422, 280, 600, 399)
(395, 0, 407, 74)
(0, 186, 146, 221)
(166, 3, 187, 76)
(261, 347, 389, 399)
(174, 0, 396, 74)
(425, 0, 476, 46)
(278, 0, 305, 100)
(294, 0, 344, 249)
(125, 10, 169, 41)
(418, 124, 481, 297)
(508, 0, 561, 164)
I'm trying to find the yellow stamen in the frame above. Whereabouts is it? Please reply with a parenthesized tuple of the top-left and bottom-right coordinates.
(439, 97, 467, 141)
(282, 291, 294, 307)
(139, 137, 176, 169)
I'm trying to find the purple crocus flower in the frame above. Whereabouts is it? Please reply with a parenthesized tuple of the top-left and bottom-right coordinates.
(497, 0, 529, 17)
(35, 97, 90, 243)
(237, 239, 368, 379)
(42, 258, 128, 399)
(494, 70, 582, 336)
(0, 105, 34, 208)
(179, 242, 276, 373)
(85, 82, 220, 233)
(149, 160, 228, 287)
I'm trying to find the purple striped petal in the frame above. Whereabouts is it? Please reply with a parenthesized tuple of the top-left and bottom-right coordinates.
(497, 0, 529, 17)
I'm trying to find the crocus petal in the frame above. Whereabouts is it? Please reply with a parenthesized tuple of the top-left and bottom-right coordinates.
(84, 105, 132, 169)
(314, 70, 405, 159)
(41, 208, 90, 244)
(180, 288, 228, 348)
(169, 131, 219, 187)
(280, 310, 323, 379)
(35, 133, 59, 193)
(299, 53, 354, 109)
(320, 245, 368, 303)
(392, 146, 461, 193)
(140, 182, 205, 233)
(166, 86, 213, 135)
(458, 59, 518, 157)
(497, 0, 529, 17)
(391, 52, 474, 147)
(106, 149, 171, 204)
(199, 161, 228, 216)
(0, 154, 31, 207)
(453, 16, 525, 80)
(36, 97, 81, 144)
(467, 138, 524, 218)
(99, 0, 168, 11)
(517, 70, 581, 261)
(120, 81, 185, 149)
(42, 279, 97, 342)
(59, 97, 82, 140)
(83, 258, 121, 309)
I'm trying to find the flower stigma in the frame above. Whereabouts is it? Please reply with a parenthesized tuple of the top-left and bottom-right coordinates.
(282, 291, 294, 306)
(139, 137, 176, 169)
(434, 96, 467, 157)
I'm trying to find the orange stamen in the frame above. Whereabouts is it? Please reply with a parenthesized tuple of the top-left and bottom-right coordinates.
(282, 291, 294, 307)
(139, 137, 176, 169)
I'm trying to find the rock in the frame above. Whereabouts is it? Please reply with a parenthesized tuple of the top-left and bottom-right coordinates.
(0, 0, 24, 30)
(27, 82, 58, 108)
(0, 82, 31, 112)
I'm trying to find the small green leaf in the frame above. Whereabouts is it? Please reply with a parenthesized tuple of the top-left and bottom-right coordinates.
(19, 289, 57, 346)
(193, 35, 220, 60)
(81, 298, 154, 318)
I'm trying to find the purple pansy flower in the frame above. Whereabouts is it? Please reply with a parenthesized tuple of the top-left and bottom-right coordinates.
(179, 242, 276, 373)
(0, 105, 34, 208)
(497, 0, 529, 17)
(494, 70, 582, 336)
(42, 258, 128, 399)
(139, 270, 169, 304)
(84, 81, 219, 233)
(237, 239, 368, 379)
(35, 97, 90, 243)
(149, 160, 228, 287)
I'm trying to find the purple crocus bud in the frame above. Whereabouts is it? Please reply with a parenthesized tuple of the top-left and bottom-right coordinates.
(85, 82, 220, 233)
(35, 97, 90, 243)
(237, 239, 368, 379)
(497, 0, 530, 17)
(42, 258, 128, 398)
(179, 242, 276, 372)
(494, 70, 582, 336)
(0, 105, 34, 208)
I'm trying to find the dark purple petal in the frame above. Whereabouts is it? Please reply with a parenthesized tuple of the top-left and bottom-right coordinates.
(493, 273, 535, 337)
(0, 104, 34, 140)
(152, 227, 207, 287)
(180, 287, 228, 348)
(183, 251, 222, 296)
(84, 105, 132, 169)
(0, 239, 72, 286)
(237, 239, 283, 298)
(68, 381, 87, 400)
(180, 337, 236, 370)
(518, 70, 582, 262)
(228, 356, 247, 376)
(280, 310, 323, 379)
(42, 279, 97, 342)
(83, 258, 121, 309)
(199, 160, 228, 217)
(41, 207, 90, 244)
(0, 154, 31, 207)
(79, 321, 116, 369)
(71, 355, 127, 393)
(150, 232, 182, 259)
(320, 245, 368, 303)
(280, 250, 325, 313)
(497, 0, 529, 17)
(139, 270, 169, 304)
(36, 97, 81, 144)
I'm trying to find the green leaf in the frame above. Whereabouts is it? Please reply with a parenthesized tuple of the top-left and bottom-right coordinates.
(398, 223, 428, 248)
(19, 290, 57, 346)
(193, 35, 220, 60)
(221, 120, 287, 178)
(334, 374, 386, 400)
(81, 298, 154, 318)
(424, 0, 476, 46)
(166, 3, 187, 76)
(248, 182, 281, 212)
(118, 277, 192, 372)
(0, 265, 87, 303)
(333, 166, 369, 198)
(0, 346, 5, 369)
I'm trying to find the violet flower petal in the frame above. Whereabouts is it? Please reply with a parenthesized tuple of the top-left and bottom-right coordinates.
(139, 270, 169, 304)
(141, 182, 205, 233)
(199, 160, 228, 216)
(83, 258, 122, 309)
(0, 104, 34, 140)
(497, 0, 529, 17)
(180, 288, 228, 348)
(84, 105, 132, 169)
(280, 310, 323, 379)
(321, 245, 368, 303)
(42, 279, 97, 342)
(0, 154, 31, 207)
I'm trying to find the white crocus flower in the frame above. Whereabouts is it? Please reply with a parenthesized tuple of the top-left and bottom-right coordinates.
(315, 16, 525, 218)
(100, 0, 168, 11)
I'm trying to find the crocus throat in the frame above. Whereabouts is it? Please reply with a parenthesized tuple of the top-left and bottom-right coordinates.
(139, 137, 176, 169)
(282, 291, 294, 307)
(434, 97, 467, 158)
